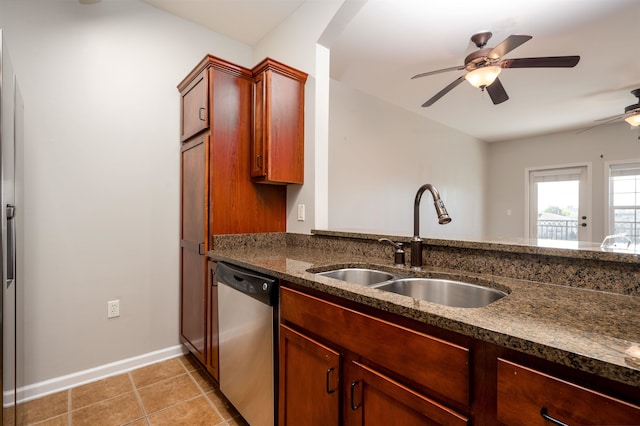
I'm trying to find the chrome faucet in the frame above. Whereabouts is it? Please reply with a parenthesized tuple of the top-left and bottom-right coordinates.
(411, 184, 451, 270)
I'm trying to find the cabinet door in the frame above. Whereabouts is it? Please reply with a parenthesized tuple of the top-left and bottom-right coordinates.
(179, 135, 208, 363)
(497, 358, 640, 425)
(251, 71, 267, 178)
(280, 286, 470, 407)
(180, 68, 209, 141)
(279, 325, 341, 426)
(251, 60, 307, 184)
(206, 261, 219, 380)
(345, 360, 468, 426)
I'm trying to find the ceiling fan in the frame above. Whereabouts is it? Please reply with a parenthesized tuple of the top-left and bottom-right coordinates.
(412, 31, 580, 107)
(577, 88, 640, 134)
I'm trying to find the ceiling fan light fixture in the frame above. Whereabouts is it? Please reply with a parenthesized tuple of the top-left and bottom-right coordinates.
(624, 111, 640, 126)
(465, 66, 501, 89)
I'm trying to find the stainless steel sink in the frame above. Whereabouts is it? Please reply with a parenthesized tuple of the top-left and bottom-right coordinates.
(373, 277, 506, 308)
(316, 268, 396, 286)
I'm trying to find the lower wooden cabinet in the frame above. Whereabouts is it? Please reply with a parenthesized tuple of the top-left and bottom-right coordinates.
(279, 284, 640, 425)
(344, 360, 468, 426)
(497, 358, 640, 426)
(179, 135, 208, 365)
(279, 325, 340, 426)
(279, 285, 470, 425)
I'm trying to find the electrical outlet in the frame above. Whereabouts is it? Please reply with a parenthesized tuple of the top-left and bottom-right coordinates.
(107, 300, 120, 319)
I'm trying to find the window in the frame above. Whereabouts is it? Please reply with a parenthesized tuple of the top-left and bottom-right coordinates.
(608, 162, 640, 245)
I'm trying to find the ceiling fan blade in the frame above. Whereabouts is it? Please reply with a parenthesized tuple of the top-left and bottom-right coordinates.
(421, 76, 466, 107)
(412, 65, 465, 79)
(594, 113, 626, 122)
(501, 56, 580, 68)
(488, 35, 532, 59)
(576, 115, 624, 134)
(486, 77, 509, 105)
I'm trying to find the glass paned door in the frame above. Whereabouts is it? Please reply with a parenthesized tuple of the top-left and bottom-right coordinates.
(527, 166, 590, 242)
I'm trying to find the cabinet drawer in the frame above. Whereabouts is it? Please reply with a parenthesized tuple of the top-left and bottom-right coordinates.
(280, 286, 470, 406)
(497, 358, 640, 425)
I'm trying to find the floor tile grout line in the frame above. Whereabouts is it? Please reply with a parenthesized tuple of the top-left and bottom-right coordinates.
(128, 370, 150, 424)
(68, 389, 142, 414)
(171, 357, 231, 422)
(185, 367, 228, 421)
(142, 393, 214, 420)
(134, 370, 192, 393)
(29, 390, 72, 426)
(68, 389, 72, 425)
(178, 356, 241, 424)
(23, 355, 244, 426)
(130, 358, 208, 422)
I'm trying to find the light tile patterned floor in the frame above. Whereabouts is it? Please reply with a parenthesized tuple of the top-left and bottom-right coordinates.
(13, 354, 250, 425)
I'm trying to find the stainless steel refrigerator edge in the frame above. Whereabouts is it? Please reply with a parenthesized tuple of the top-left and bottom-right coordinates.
(0, 29, 22, 426)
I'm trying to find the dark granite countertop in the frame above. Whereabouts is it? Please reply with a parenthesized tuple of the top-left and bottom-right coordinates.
(313, 229, 640, 264)
(208, 235, 640, 389)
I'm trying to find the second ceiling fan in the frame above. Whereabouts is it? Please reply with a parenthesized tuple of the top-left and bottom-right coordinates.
(412, 31, 580, 107)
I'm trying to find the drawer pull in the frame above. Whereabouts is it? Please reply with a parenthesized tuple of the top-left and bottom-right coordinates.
(540, 408, 569, 426)
(325, 368, 336, 394)
(350, 380, 361, 410)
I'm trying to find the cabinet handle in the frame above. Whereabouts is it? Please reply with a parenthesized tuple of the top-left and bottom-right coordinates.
(350, 380, 361, 410)
(325, 368, 336, 394)
(198, 242, 205, 255)
(540, 408, 569, 426)
(6, 204, 15, 287)
(198, 107, 206, 121)
(256, 154, 263, 169)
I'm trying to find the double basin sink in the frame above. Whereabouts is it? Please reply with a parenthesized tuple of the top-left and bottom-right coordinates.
(314, 267, 507, 308)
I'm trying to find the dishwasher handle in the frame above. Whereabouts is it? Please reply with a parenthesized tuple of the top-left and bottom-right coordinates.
(216, 262, 277, 306)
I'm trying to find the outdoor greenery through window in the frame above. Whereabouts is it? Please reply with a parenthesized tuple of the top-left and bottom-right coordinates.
(609, 162, 640, 245)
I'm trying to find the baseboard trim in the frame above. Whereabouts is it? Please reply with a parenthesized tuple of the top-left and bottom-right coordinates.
(5, 344, 187, 406)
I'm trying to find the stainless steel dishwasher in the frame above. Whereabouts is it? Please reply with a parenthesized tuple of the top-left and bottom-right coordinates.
(216, 262, 278, 426)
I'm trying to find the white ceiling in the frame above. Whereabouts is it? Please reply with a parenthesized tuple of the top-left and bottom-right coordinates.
(144, 0, 640, 142)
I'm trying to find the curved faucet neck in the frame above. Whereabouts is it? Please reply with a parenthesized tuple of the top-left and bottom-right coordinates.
(414, 184, 439, 238)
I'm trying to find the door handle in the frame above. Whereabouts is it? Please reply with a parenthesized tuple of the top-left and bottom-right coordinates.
(325, 368, 336, 394)
(6, 204, 16, 288)
(350, 380, 361, 410)
(540, 408, 569, 426)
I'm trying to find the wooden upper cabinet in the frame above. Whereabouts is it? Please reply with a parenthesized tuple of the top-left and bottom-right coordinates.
(180, 68, 209, 142)
(251, 58, 308, 185)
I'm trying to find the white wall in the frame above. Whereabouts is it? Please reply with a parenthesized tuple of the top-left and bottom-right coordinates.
(253, 1, 344, 234)
(0, 0, 253, 387)
(486, 121, 639, 242)
(329, 80, 488, 239)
